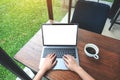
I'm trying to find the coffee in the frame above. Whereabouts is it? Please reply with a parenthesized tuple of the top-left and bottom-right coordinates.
(86, 47, 96, 54)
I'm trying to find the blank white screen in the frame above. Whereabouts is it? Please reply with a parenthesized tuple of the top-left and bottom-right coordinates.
(42, 24, 77, 45)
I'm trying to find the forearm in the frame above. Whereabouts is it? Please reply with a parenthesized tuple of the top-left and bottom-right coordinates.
(33, 70, 46, 80)
(75, 66, 95, 80)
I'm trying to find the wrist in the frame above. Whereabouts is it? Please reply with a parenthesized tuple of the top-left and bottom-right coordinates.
(38, 69, 46, 76)
(74, 66, 82, 74)
(33, 69, 47, 80)
(40, 67, 48, 73)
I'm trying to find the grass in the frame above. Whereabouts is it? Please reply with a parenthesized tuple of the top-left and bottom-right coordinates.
(104, 0, 113, 2)
(0, 0, 67, 80)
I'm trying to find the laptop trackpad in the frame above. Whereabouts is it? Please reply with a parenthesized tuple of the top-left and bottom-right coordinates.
(54, 58, 67, 70)
(39, 58, 68, 70)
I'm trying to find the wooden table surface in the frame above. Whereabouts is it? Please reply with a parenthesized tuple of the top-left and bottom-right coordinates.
(14, 28, 120, 80)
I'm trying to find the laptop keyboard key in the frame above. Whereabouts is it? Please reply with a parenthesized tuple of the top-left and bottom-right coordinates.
(43, 48, 76, 58)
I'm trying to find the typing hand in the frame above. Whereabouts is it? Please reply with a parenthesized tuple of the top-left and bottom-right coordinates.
(39, 53, 57, 72)
(63, 54, 79, 72)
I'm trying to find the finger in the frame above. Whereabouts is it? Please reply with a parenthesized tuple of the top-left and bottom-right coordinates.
(52, 60, 57, 67)
(63, 55, 67, 60)
(64, 60, 69, 67)
(64, 55, 71, 61)
(51, 55, 57, 63)
(67, 54, 73, 58)
(63, 57, 70, 69)
(63, 56, 69, 64)
(49, 53, 53, 57)
(50, 53, 55, 58)
(65, 54, 72, 58)
(66, 54, 75, 60)
(63, 54, 69, 59)
(51, 53, 56, 59)
(70, 55, 74, 58)
(46, 54, 51, 57)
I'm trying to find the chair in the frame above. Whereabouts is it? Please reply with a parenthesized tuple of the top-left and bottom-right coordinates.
(0, 47, 32, 80)
(71, 1, 110, 34)
(109, 8, 120, 30)
(108, 0, 120, 19)
(109, 7, 120, 30)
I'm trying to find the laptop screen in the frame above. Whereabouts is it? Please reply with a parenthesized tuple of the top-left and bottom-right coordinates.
(42, 24, 78, 46)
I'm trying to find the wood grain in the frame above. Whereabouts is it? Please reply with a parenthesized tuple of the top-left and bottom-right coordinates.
(14, 29, 120, 80)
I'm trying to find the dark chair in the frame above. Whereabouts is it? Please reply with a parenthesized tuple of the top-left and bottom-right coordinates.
(109, 7, 120, 30)
(71, 1, 110, 34)
(0, 47, 32, 80)
(108, 0, 120, 19)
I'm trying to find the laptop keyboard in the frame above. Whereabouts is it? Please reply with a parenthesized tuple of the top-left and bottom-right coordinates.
(43, 48, 76, 58)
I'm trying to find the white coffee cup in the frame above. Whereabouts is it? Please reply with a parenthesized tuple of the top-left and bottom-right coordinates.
(84, 43, 99, 59)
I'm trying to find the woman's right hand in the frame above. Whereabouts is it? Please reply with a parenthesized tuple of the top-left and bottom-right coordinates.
(63, 54, 79, 72)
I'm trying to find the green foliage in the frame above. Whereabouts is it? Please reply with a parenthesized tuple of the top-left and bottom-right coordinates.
(104, 0, 113, 2)
(0, 0, 67, 80)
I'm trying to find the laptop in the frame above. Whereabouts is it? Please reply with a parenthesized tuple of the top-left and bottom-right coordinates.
(39, 24, 79, 70)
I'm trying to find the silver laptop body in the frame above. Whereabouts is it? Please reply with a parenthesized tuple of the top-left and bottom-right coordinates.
(39, 24, 79, 70)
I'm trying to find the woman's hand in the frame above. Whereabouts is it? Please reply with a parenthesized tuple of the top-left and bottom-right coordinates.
(63, 54, 79, 72)
(33, 53, 57, 80)
(39, 53, 57, 73)
(63, 54, 95, 80)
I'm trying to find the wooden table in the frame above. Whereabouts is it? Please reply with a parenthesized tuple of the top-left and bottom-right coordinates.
(14, 28, 120, 80)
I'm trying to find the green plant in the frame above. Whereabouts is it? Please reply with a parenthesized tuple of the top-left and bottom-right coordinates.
(0, 0, 67, 80)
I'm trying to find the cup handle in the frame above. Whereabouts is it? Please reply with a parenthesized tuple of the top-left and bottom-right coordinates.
(94, 54, 99, 59)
